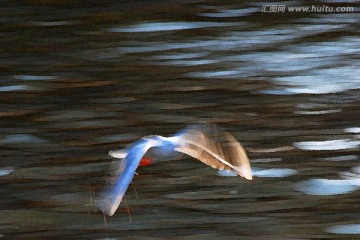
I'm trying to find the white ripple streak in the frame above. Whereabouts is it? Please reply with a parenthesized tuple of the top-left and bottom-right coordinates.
(295, 179, 360, 196)
(108, 22, 237, 32)
(327, 224, 360, 234)
(293, 139, 360, 150)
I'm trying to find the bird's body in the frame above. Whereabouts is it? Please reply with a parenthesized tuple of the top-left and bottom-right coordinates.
(96, 124, 252, 216)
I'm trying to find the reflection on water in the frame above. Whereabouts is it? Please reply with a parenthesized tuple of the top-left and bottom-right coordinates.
(322, 155, 358, 161)
(1, 0, 360, 238)
(107, 21, 237, 32)
(0, 168, 14, 177)
(198, 7, 258, 18)
(294, 139, 360, 151)
(345, 127, 360, 134)
(0, 134, 47, 144)
(13, 75, 58, 81)
(0, 85, 29, 92)
(252, 168, 298, 178)
(327, 224, 360, 234)
(296, 166, 360, 195)
(295, 179, 360, 195)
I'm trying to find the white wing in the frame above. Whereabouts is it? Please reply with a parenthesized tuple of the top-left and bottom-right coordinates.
(97, 124, 252, 216)
(174, 124, 252, 180)
(96, 137, 162, 216)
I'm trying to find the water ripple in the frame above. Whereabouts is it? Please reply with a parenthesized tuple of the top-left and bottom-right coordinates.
(0, 168, 14, 177)
(252, 168, 298, 178)
(199, 8, 258, 18)
(322, 155, 359, 161)
(294, 109, 342, 115)
(153, 59, 216, 66)
(188, 70, 241, 78)
(295, 179, 360, 196)
(0, 85, 29, 92)
(150, 52, 208, 60)
(0, 134, 47, 144)
(217, 168, 298, 178)
(107, 21, 237, 33)
(344, 127, 360, 134)
(13, 75, 58, 81)
(31, 21, 79, 26)
(326, 224, 360, 234)
(293, 139, 360, 151)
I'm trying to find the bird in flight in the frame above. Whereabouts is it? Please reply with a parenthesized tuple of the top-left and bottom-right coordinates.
(96, 124, 252, 216)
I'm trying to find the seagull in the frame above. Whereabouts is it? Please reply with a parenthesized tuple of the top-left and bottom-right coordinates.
(96, 124, 252, 216)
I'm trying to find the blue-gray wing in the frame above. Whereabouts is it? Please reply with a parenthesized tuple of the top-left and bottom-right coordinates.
(96, 138, 152, 216)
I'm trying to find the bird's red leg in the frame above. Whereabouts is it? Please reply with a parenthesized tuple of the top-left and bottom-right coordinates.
(124, 196, 132, 223)
(103, 213, 107, 227)
(131, 181, 139, 199)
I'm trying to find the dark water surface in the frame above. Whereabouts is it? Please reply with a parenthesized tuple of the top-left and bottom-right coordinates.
(1, 0, 360, 239)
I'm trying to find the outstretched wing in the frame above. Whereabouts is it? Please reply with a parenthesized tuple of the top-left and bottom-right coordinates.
(174, 124, 252, 180)
(96, 138, 158, 216)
